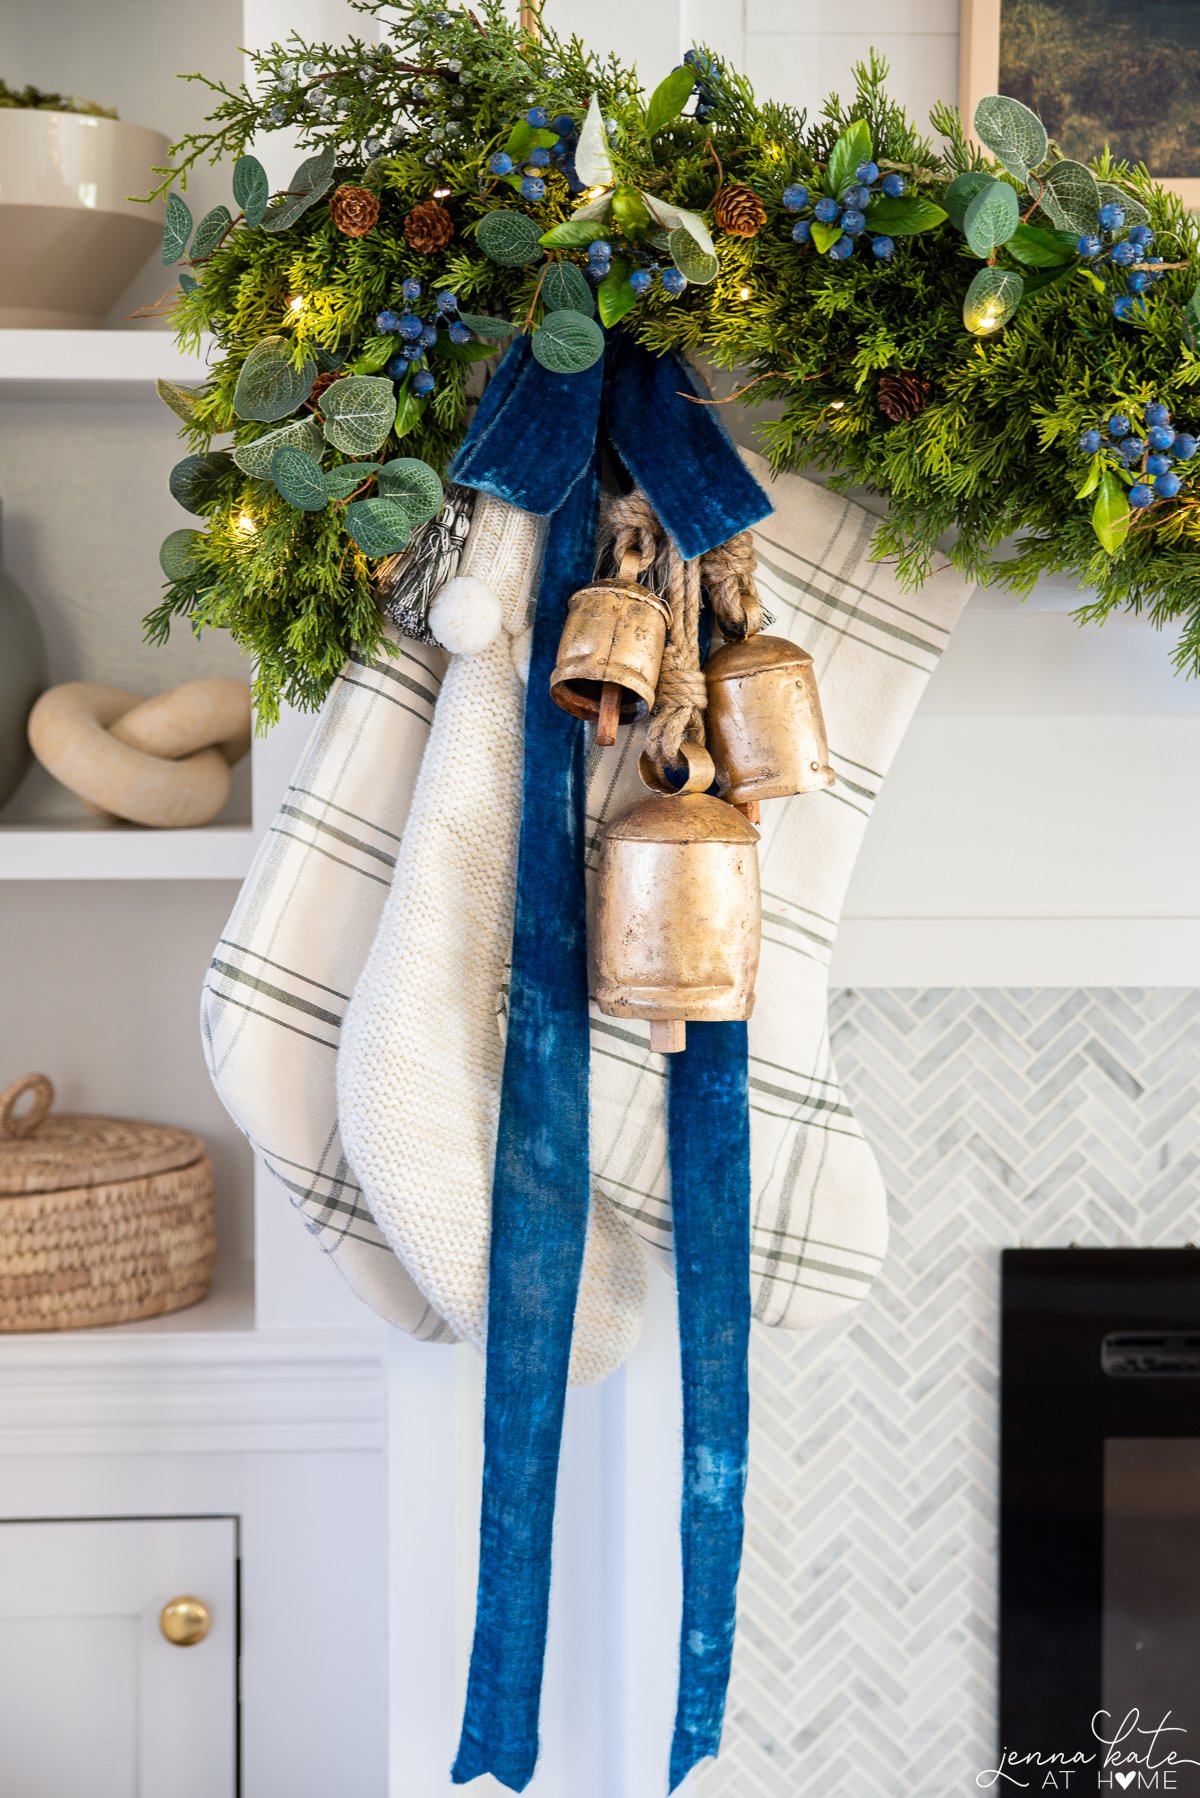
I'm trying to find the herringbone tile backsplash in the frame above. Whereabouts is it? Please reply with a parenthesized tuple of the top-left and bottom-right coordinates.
(699, 988, 1200, 1798)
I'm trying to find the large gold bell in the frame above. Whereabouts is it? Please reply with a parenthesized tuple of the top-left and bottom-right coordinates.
(593, 743, 761, 1055)
(705, 634, 835, 810)
(550, 573, 671, 747)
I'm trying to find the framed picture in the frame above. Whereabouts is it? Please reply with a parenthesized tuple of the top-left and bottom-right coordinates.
(959, 0, 1200, 208)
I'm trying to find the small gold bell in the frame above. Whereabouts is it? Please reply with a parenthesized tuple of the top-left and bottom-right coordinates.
(593, 743, 761, 1055)
(550, 551, 671, 747)
(705, 634, 835, 817)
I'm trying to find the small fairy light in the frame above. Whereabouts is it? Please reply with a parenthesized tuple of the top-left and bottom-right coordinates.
(433, 187, 452, 198)
(235, 512, 258, 535)
(287, 294, 305, 314)
(828, 399, 846, 411)
(975, 306, 1003, 334)
(738, 285, 752, 301)
(585, 185, 608, 200)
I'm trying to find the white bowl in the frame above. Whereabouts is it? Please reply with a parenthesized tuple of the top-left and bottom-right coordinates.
(0, 110, 170, 328)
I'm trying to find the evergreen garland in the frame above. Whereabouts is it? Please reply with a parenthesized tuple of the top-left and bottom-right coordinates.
(148, 0, 1200, 720)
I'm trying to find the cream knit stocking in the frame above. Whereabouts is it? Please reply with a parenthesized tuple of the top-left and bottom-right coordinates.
(338, 494, 647, 1384)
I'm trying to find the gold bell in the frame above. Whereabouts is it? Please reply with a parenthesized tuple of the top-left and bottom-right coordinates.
(705, 634, 835, 818)
(593, 743, 761, 1055)
(550, 550, 671, 748)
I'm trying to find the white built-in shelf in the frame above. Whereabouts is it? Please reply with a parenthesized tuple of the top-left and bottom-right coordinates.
(0, 821, 254, 881)
(0, 329, 213, 386)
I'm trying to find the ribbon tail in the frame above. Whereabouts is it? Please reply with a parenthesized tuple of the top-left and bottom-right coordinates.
(451, 458, 601, 1792)
(450, 333, 604, 516)
(666, 1020, 751, 1792)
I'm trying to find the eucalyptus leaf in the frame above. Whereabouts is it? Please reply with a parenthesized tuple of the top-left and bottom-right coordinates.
(169, 452, 232, 515)
(964, 178, 1021, 257)
(1005, 222, 1076, 267)
(345, 497, 416, 558)
(973, 94, 1048, 182)
(668, 227, 719, 285)
(191, 205, 231, 260)
(476, 209, 544, 266)
(261, 147, 336, 234)
(1097, 181, 1150, 229)
(159, 529, 201, 581)
(542, 261, 595, 315)
(232, 335, 317, 423)
(570, 191, 613, 223)
(161, 192, 192, 265)
(597, 256, 637, 328)
(962, 265, 1024, 333)
(156, 378, 201, 424)
(321, 375, 397, 455)
(864, 194, 948, 236)
(531, 308, 605, 374)
(456, 311, 516, 341)
(540, 219, 609, 249)
(944, 170, 993, 231)
(179, 272, 199, 295)
(233, 153, 269, 229)
(1092, 467, 1131, 555)
(324, 464, 380, 501)
(377, 457, 443, 523)
(641, 194, 716, 261)
(826, 120, 872, 200)
(271, 446, 329, 512)
(645, 64, 695, 138)
(575, 93, 615, 189)
(1037, 160, 1101, 234)
(232, 417, 325, 480)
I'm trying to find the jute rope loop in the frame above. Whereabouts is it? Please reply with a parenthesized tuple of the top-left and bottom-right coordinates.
(0, 1073, 54, 1141)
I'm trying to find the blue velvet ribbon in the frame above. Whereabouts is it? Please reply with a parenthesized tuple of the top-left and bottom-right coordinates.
(448, 336, 769, 1792)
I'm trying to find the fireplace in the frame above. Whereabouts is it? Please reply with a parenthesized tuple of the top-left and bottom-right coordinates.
(1001, 1249, 1200, 1789)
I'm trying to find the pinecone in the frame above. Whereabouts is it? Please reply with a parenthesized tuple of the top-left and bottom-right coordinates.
(329, 184, 380, 237)
(404, 199, 454, 254)
(310, 371, 341, 407)
(713, 183, 767, 239)
(878, 370, 933, 423)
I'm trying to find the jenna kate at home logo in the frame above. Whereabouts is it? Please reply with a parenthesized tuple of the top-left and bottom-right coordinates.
(978, 1712, 1200, 1789)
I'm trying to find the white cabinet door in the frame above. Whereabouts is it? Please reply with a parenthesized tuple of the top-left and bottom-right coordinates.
(0, 1516, 236, 1798)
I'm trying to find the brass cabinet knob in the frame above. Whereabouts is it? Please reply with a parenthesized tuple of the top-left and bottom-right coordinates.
(159, 1596, 212, 1647)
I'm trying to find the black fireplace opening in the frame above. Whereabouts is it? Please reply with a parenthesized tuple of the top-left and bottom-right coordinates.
(1001, 1249, 1200, 1790)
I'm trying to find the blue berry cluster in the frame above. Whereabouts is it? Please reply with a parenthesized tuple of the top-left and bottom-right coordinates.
(375, 281, 467, 397)
(783, 160, 905, 263)
(1076, 207, 1165, 323)
(585, 238, 686, 300)
(488, 108, 581, 200)
(682, 48, 724, 121)
(1079, 402, 1198, 507)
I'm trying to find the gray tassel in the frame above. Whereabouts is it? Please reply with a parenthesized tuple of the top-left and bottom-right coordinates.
(374, 483, 475, 645)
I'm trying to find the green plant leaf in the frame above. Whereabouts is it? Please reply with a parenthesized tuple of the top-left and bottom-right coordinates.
(232, 417, 325, 479)
(597, 256, 637, 328)
(944, 170, 993, 231)
(973, 94, 1048, 182)
(645, 64, 695, 137)
(324, 463, 380, 501)
(541, 261, 595, 315)
(825, 120, 872, 200)
(179, 272, 199, 295)
(1076, 459, 1102, 500)
(1185, 284, 1200, 349)
(571, 190, 613, 223)
(962, 265, 1024, 333)
(159, 529, 201, 581)
(531, 309, 606, 373)
(1004, 222, 1076, 267)
(155, 378, 201, 423)
(1020, 263, 1076, 297)
(377, 457, 443, 523)
(964, 178, 1021, 257)
(668, 227, 719, 284)
(232, 335, 317, 422)
(476, 209, 544, 266)
(540, 219, 609, 249)
(1092, 466, 1131, 555)
(271, 446, 329, 512)
(1096, 181, 1150, 229)
(575, 93, 614, 189)
(504, 121, 560, 161)
(436, 337, 504, 363)
(169, 452, 231, 514)
(345, 497, 416, 557)
(811, 220, 843, 254)
(233, 153, 269, 228)
(347, 334, 396, 374)
(1037, 159, 1100, 234)
(393, 377, 424, 440)
(261, 146, 336, 234)
(161, 192, 192, 264)
(457, 311, 517, 340)
(190, 204, 231, 260)
(320, 375, 397, 455)
(612, 185, 652, 237)
(641, 194, 716, 261)
(864, 194, 948, 235)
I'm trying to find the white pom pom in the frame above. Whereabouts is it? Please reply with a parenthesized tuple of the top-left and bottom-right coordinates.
(427, 575, 503, 655)
(510, 626, 533, 686)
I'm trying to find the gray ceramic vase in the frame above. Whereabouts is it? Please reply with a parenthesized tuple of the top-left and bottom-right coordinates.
(0, 508, 48, 810)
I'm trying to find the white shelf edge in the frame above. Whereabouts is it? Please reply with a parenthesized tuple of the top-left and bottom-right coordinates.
(0, 329, 213, 385)
(833, 916, 1200, 988)
(0, 823, 255, 880)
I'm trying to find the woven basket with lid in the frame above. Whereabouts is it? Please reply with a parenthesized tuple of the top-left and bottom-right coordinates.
(0, 1074, 217, 1331)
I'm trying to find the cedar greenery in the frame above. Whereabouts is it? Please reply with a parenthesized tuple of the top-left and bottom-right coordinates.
(149, 0, 1200, 722)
